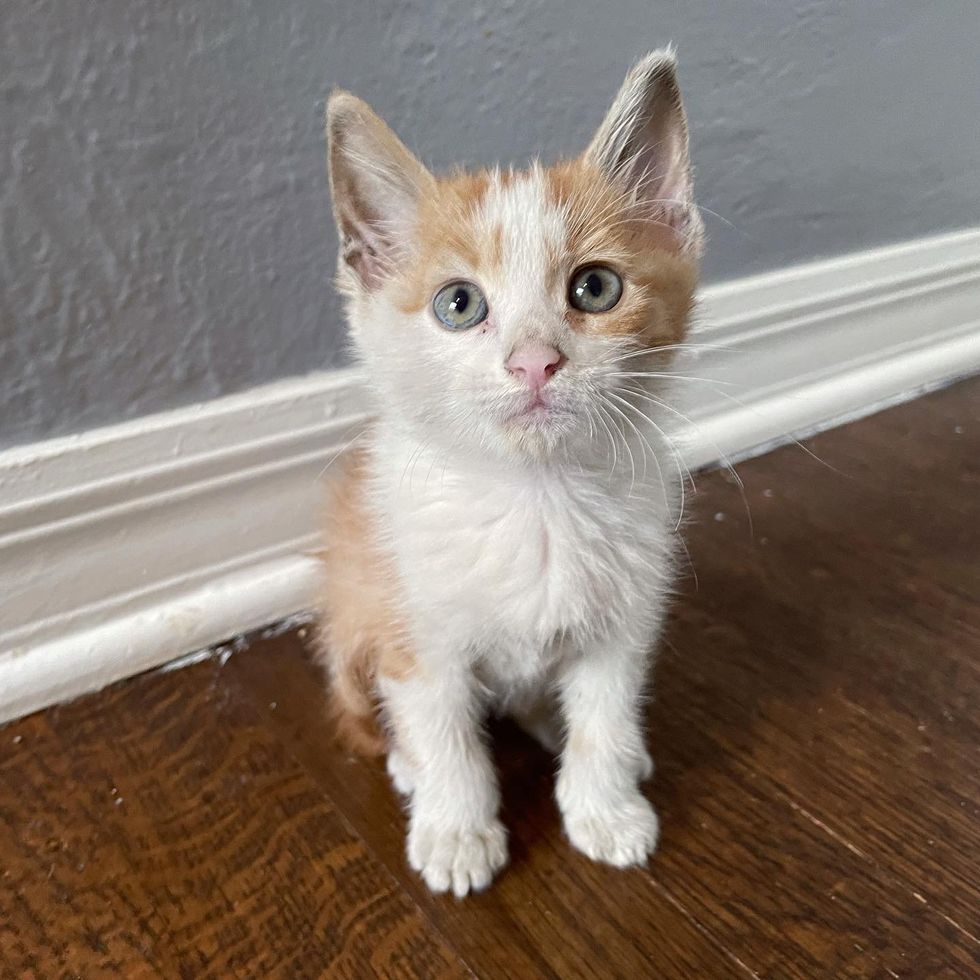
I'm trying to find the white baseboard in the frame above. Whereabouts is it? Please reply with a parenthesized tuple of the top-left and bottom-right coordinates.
(2, 227, 978, 722)
(0, 370, 371, 722)
(682, 227, 980, 467)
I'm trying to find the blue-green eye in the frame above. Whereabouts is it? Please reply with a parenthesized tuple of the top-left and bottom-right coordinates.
(569, 265, 623, 313)
(432, 281, 489, 330)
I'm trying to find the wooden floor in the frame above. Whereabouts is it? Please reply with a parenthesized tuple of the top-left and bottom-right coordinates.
(2, 380, 979, 979)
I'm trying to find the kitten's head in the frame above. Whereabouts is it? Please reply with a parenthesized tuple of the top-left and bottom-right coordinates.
(326, 50, 703, 461)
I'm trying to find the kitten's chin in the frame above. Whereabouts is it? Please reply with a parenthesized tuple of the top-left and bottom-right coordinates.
(499, 403, 577, 457)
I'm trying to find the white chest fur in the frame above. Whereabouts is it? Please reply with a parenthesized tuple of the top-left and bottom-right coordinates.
(374, 435, 677, 677)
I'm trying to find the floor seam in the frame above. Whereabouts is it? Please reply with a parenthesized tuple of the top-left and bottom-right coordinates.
(640, 872, 762, 979)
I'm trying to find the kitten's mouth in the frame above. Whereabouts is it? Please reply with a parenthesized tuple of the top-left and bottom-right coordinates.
(506, 393, 561, 427)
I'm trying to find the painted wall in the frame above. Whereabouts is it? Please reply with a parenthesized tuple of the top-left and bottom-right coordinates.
(2, 1, 978, 449)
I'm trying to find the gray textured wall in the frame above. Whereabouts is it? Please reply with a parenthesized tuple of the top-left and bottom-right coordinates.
(2, 1, 978, 450)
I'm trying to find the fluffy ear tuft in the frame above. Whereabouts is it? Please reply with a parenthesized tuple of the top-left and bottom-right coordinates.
(326, 92, 435, 289)
(585, 50, 703, 256)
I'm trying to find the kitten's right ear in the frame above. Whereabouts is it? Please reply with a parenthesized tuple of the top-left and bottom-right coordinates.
(326, 92, 435, 289)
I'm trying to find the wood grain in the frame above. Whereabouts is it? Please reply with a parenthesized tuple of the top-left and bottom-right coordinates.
(1, 377, 978, 978)
(657, 378, 980, 935)
(0, 660, 467, 979)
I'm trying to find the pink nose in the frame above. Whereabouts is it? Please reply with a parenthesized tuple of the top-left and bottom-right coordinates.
(506, 344, 565, 390)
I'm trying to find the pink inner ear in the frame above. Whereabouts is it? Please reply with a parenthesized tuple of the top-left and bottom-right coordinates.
(340, 215, 391, 290)
(344, 243, 381, 290)
(627, 130, 690, 206)
(626, 188, 697, 254)
(653, 168, 690, 213)
(641, 213, 689, 253)
(616, 140, 697, 255)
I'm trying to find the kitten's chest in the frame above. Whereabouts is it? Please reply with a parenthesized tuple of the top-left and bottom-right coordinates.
(391, 464, 668, 647)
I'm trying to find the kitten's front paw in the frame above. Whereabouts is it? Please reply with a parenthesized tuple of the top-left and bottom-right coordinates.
(563, 793, 659, 867)
(407, 818, 508, 897)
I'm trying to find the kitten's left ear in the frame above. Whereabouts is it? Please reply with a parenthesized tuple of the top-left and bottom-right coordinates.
(585, 49, 703, 256)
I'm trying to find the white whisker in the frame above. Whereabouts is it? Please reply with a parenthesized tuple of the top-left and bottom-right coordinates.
(610, 370, 739, 387)
(599, 394, 641, 496)
(604, 389, 686, 528)
(316, 424, 369, 480)
(615, 383, 753, 537)
(592, 400, 621, 480)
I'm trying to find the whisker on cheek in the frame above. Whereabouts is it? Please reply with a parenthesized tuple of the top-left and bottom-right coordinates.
(609, 370, 740, 387)
(612, 383, 754, 533)
(602, 390, 679, 525)
(600, 341, 738, 363)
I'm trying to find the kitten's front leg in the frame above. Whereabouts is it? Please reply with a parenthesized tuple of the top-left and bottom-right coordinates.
(556, 626, 659, 867)
(380, 663, 507, 897)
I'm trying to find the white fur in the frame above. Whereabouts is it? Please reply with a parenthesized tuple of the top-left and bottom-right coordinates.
(327, 52, 695, 896)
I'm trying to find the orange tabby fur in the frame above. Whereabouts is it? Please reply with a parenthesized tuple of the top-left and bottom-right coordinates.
(315, 445, 414, 755)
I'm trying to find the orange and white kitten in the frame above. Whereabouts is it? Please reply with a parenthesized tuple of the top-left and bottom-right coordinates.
(318, 50, 703, 897)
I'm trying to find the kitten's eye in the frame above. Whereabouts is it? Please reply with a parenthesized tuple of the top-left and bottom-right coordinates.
(432, 281, 489, 330)
(568, 265, 623, 313)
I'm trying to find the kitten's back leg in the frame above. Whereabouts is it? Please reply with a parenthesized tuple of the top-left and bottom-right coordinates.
(315, 447, 398, 757)
(386, 747, 416, 795)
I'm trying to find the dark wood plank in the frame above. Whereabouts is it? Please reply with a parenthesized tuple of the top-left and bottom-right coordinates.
(0, 711, 185, 978)
(0, 660, 468, 980)
(655, 378, 980, 933)
(223, 636, 751, 980)
(648, 714, 979, 978)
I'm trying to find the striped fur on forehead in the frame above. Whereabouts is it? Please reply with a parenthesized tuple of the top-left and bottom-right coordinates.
(394, 158, 697, 345)
(395, 164, 562, 314)
(393, 168, 493, 314)
(546, 160, 681, 261)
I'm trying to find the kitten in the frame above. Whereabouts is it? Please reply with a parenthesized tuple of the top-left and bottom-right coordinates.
(317, 50, 703, 897)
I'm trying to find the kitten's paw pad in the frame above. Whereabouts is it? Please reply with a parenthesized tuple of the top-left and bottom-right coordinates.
(564, 795, 659, 867)
(386, 749, 415, 796)
(407, 819, 508, 897)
